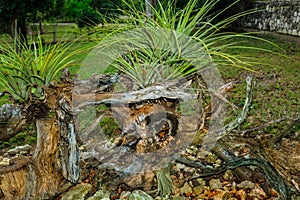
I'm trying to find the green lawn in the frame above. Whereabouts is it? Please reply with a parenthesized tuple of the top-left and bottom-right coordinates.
(219, 32, 300, 130)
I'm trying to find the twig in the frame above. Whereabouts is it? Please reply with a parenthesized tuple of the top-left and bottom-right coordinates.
(223, 75, 253, 133)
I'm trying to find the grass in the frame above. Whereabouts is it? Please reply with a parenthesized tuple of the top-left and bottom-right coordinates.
(0, 129, 37, 151)
(219, 32, 300, 130)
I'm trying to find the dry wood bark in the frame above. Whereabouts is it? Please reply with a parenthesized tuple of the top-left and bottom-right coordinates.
(0, 118, 66, 200)
(34, 118, 65, 199)
(0, 104, 27, 142)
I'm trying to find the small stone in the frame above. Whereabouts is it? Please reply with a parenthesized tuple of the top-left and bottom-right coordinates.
(20, 150, 28, 155)
(236, 189, 247, 200)
(223, 170, 234, 180)
(183, 166, 195, 174)
(193, 186, 203, 195)
(176, 163, 185, 170)
(0, 158, 10, 166)
(87, 189, 110, 200)
(215, 159, 222, 165)
(206, 152, 218, 163)
(211, 190, 232, 199)
(196, 178, 205, 187)
(237, 180, 255, 190)
(248, 185, 266, 198)
(128, 190, 154, 200)
(8, 144, 31, 155)
(179, 182, 193, 195)
(0, 156, 3, 162)
(209, 179, 222, 190)
(61, 183, 92, 200)
(79, 146, 85, 151)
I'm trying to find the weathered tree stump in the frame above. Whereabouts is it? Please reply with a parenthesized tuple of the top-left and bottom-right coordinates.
(34, 118, 65, 199)
(0, 118, 71, 200)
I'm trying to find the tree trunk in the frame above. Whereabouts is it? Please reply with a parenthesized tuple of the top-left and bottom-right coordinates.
(9, 19, 18, 41)
(38, 19, 44, 34)
(0, 118, 66, 200)
(18, 17, 28, 46)
(33, 118, 65, 199)
(53, 21, 58, 43)
(9, 17, 27, 48)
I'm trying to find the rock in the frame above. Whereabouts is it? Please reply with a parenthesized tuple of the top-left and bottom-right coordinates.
(176, 163, 185, 170)
(193, 186, 203, 195)
(183, 167, 195, 174)
(0, 158, 10, 166)
(196, 178, 205, 187)
(87, 189, 110, 200)
(120, 191, 131, 200)
(19, 151, 28, 155)
(209, 179, 222, 190)
(237, 180, 255, 190)
(128, 190, 154, 200)
(206, 152, 218, 163)
(179, 182, 193, 195)
(60, 183, 92, 200)
(7, 144, 31, 155)
(235, 189, 247, 200)
(223, 170, 234, 180)
(210, 189, 232, 199)
(248, 185, 267, 199)
(0, 156, 3, 162)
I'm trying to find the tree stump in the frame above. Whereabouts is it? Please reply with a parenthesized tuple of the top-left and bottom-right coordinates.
(0, 118, 67, 200)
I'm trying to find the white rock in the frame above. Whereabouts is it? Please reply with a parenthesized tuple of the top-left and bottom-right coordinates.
(8, 144, 31, 155)
(209, 179, 222, 190)
(237, 180, 255, 189)
(0, 158, 10, 166)
(176, 163, 185, 170)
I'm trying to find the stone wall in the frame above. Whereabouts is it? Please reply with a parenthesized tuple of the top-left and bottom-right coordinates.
(239, 0, 300, 36)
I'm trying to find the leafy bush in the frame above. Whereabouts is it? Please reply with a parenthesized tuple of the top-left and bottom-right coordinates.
(0, 37, 84, 103)
(91, 0, 280, 86)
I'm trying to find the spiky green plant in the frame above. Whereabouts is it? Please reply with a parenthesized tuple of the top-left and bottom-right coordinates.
(89, 0, 283, 88)
(0, 37, 84, 103)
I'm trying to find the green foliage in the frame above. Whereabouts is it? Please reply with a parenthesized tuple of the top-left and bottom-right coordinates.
(99, 116, 119, 138)
(0, 0, 65, 42)
(65, 0, 93, 20)
(0, 131, 37, 150)
(91, 0, 282, 89)
(0, 37, 84, 103)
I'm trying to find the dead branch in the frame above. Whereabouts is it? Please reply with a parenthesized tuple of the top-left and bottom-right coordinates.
(73, 83, 197, 111)
(0, 104, 27, 142)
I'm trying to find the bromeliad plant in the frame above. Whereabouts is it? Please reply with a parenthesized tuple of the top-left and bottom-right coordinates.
(93, 0, 283, 88)
(0, 37, 83, 103)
